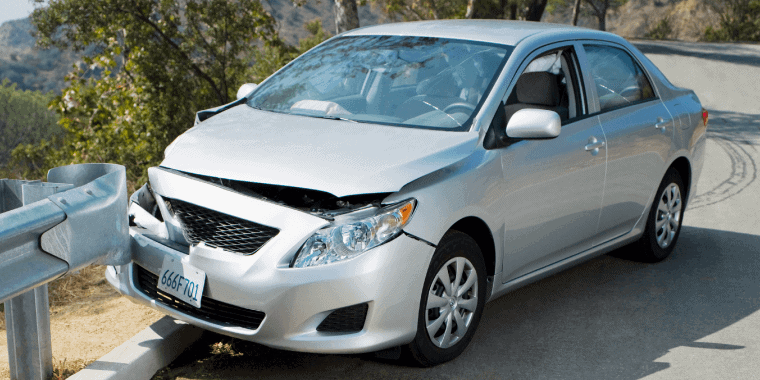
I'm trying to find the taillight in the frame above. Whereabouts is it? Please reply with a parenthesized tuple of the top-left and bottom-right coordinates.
(702, 108, 709, 127)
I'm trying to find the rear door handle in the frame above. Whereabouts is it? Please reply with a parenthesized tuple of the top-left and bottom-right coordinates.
(655, 117, 670, 131)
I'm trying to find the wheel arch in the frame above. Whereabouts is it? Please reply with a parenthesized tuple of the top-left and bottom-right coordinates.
(448, 216, 497, 278)
(669, 156, 692, 204)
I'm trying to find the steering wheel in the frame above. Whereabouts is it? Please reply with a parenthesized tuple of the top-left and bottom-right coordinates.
(619, 86, 641, 100)
(443, 102, 476, 115)
(594, 76, 631, 105)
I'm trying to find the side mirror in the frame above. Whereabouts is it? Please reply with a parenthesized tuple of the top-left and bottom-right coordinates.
(506, 109, 561, 139)
(236, 83, 258, 100)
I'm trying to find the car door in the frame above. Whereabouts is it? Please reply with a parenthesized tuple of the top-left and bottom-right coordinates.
(499, 44, 607, 282)
(580, 43, 675, 244)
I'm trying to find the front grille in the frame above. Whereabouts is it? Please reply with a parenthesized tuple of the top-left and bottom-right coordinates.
(317, 303, 369, 333)
(133, 265, 265, 330)
(165, 197, 279, 255)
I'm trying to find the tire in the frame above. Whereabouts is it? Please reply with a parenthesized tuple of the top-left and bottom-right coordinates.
(405, 230, 487, 367)
(634, 168, 686, 262)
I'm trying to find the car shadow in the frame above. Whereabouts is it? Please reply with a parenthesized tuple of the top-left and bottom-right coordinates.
(156, 225, 760, 379)
(632, 41, 760, 69)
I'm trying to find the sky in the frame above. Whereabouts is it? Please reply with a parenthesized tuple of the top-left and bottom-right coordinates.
(0, 0, 44, 26)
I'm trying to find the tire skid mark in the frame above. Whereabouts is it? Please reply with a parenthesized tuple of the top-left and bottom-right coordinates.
(689, 135, 757, 209)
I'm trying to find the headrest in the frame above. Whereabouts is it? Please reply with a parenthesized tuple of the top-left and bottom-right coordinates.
(515, 72, 560, 106)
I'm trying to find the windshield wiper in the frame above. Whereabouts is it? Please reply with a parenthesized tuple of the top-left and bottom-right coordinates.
(316, 115, 359, 123)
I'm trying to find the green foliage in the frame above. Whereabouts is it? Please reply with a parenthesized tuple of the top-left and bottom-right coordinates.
(14, 0, 279, 186)
(0, 79, 60, 178)
(378, 0, 467, 20)
(248, 19, 331, 84)
(300, 19, 332, 52)
(645, 17, 673, 40)
(704, 0, 760, 41)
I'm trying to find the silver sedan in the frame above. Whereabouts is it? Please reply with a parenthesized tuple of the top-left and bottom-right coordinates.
(109, 20, 708, 366)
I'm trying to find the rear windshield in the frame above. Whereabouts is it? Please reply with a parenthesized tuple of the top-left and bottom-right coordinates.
(247, 36, 512, 131)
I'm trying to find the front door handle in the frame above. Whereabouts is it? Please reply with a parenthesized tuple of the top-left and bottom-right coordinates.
(585, 138, 605, 151)
(655, 117, 670, 131)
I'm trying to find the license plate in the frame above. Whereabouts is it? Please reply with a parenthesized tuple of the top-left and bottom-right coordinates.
(156, 256, 206, 308)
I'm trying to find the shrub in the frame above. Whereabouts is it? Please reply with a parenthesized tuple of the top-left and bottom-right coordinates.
(703, 0, 760, 41)
(645, 17, 673, 40)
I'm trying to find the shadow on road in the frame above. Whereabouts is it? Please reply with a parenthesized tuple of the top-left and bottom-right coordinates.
(632, 41, 760, 68)
(707, 110, 760, 146)
(155, 226, 760, 380)
(687, 110, 759, 210)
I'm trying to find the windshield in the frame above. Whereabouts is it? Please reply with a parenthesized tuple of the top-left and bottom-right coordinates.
(247, 36, 512, 131)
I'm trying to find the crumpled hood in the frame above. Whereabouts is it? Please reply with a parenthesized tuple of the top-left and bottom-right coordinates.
(161, 105, 479, 197)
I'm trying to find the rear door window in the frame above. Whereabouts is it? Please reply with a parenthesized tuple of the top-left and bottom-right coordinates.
(583, 45, 656, 112)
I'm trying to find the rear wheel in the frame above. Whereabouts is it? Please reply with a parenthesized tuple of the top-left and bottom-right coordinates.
(634, 168, 685, 262)
(405, 231, 486, 366)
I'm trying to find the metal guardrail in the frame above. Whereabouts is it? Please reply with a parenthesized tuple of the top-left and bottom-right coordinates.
(1, 163, 131, 380)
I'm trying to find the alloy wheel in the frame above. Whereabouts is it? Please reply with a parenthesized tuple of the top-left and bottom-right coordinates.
(655, 183, 682, 249)
(425, 257, 479, 349)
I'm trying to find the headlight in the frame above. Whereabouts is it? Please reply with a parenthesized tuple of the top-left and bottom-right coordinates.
(291, 199, 416, 268)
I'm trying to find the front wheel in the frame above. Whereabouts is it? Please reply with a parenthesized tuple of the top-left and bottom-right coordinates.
(634, 168, 686, 262)
(405, 231, 487, 366)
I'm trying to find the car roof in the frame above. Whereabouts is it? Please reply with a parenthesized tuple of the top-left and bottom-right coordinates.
(342, 20, 597, 46)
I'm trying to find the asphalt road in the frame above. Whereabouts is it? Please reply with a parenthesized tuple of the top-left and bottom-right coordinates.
(156, 41, 760, 379)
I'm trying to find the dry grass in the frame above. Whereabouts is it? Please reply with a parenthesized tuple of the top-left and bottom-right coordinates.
(51, 358, 92, 380)
(48, 265, 120, 313)
(1, 266, 120, 379)
(0, 265, 119, 332)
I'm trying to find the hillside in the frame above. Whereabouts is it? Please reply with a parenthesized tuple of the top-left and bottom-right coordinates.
(0, 18, 79, 93)
(266, 0, 388, 43)
(0, 1, 387, 94)
(543, 0, 719, 41)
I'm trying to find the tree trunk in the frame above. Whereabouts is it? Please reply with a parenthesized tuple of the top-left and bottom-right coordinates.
(583, 0, 608, 31)
(524, 0, 548, 21)
(334, 0, 359, 34)
(571, 0, 582, 25)
(509, 3, 517, 19)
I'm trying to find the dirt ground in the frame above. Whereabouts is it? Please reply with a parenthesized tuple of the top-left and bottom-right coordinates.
(0, 267, 164, 379)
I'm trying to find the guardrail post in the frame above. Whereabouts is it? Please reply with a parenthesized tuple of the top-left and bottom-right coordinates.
(2, 180, 73, 380)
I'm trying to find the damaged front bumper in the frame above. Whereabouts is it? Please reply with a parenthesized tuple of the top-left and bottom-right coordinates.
(107, 167, 435, 353)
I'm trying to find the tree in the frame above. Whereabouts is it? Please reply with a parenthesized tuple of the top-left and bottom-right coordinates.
(524, 0, 549, 20)
(335, 0, 361, 32)
(583, 0, 626, 30)
(571, 0, 582, 25)
(290, 0, 359, 34)
(16, 0, 278, 185)
(247, 20, 331, 84)
(0, 80, 60, 170)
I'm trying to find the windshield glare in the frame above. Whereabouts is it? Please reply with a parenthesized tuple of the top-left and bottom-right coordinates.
(247, 36, 511, 131)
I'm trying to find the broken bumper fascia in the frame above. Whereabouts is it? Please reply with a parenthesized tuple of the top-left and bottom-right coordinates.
(107, 167, 435, 354)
